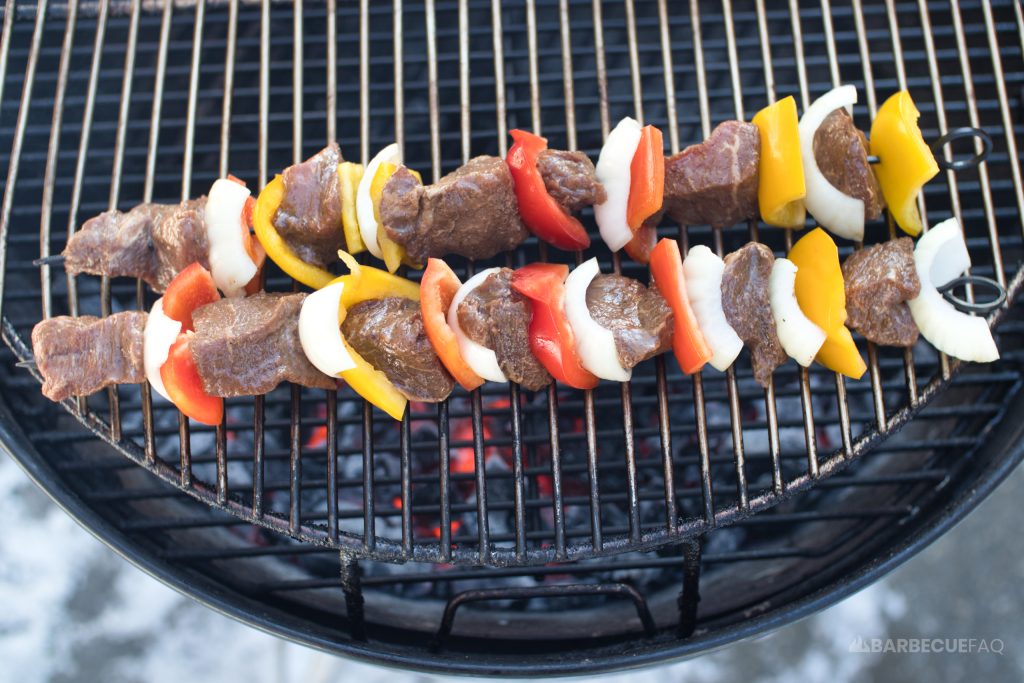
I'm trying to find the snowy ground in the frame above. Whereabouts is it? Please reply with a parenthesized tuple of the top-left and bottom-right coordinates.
(1, 451, 1022, 683)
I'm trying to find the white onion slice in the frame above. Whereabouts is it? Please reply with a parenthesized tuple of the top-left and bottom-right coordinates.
(799, 84, 866, 242)
(356, 143, 401, 259)
(206, 178, 257, 298)
(907, 217, 999, 363)
(683, 245, 743, 372)
(299, 281, 357, 377)
(769, 258, 827, 367)
(143, 298, 181, 402)
(594, 117, 643, 252)
(448, 268, 507, 383)
(563, 258, 630, 382)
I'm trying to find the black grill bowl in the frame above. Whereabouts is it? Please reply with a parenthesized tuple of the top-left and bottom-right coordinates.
(1, 0, 1023, 676)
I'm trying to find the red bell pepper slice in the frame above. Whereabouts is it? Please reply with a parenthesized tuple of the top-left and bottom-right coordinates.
(506, 130, 591, 251)
(622, 221, 658, 265)
(160, 332, 224, 426)
(225, 177, 264, 295)
(649, 238, 712, 374)
(163, 263, 220, 332)
(242, 196, 266, 295)
(626, 125, 665, 231)
(511, 263, 599, 390)
(420, 258, 485, 392)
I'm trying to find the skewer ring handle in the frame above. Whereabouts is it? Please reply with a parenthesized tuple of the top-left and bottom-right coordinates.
(938, 274, 1006, 314)
(931, 127, 992, 172)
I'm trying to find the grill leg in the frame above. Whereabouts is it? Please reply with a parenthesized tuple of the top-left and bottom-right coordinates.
(340, 553, 367, 642)
(677, 538, 703, 638)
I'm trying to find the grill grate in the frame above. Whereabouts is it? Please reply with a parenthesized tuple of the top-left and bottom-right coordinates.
(1, 0, 1023, 566)
(0, 0, 1023, 673)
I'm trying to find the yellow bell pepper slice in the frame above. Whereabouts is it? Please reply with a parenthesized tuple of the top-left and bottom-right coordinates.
(369, 162, 422, 274)
(870, 91, 939, 237)
(788, 228, 866, 379)
(253, 175, 336, 290)
(333, 250, 420, 309)
(337, 162, 366, 255)
(328, 251, 421, 420)
(752, 96, 807, 229)
(338, 337, 408, 421)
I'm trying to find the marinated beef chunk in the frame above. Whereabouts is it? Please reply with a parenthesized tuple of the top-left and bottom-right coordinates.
(842, 237, 920, 347)
(273, 143, 343, 267)
(63, 198, 208, 293)
(380, 156, 529, 263)
(341, 297, 455, 403)
(190, 293, 336, 396)
(813, 109, 885, 221)
(31, 311, 147, 402)
(456, 269, 551, 391)
(721, 243, 786, 387)
(536, 149, 606, 214)
(585, 274, 672, 369)
(662, 121, 760, 229)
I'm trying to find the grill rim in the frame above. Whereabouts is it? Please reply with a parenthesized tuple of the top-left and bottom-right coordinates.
(3, 384, 1022, 676)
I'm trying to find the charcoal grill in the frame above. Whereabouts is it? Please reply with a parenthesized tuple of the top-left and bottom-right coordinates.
(0, 0, 1023, 676)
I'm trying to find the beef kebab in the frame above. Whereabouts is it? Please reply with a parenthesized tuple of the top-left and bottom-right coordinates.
(31, 215, 998, 423)
(254, 86, 931, 281)
(58, 87, 935, 294)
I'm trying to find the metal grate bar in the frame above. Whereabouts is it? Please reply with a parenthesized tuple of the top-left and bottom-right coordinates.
(105, 0, 139, 443)
(950, 0, 1004, 287)
(287, 0, 304, 536)
(981, 1, 1024, 241)
(602, 0, 642, 544)
(399, 404, 412, 555)
(881, 0, 921, 405)
(786, 3, 823, 476)
(918, 0, 959, 382)
(817, 0, 857, 461)
(326, 0, 337, 145)
(849, 0, 890, 433)
(437, 402, 452, 561)
(0, 0, 13, 115)
(721, 9, 752, 509)
(0, 0, 44, 331)
(749, 217, 784, 495)
(361, 403, 375, 551)
(392, 0, 409, 558)
(37, 1, 75, 323)
(139, 0, 173, 464)
(327, 391, 339, 542)
(788, 0, 810, 111)
(558, 0, 576, 150)
(674, 16, 713, 525)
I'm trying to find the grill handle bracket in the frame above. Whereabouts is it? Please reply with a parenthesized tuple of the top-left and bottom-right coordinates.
(429, 583, 657, 651)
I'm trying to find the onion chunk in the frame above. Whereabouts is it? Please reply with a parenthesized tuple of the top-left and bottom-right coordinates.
(594, 117, 643, 252)
(564, 258, 630, 382)
(143, 298, 182, 402)
(799, 85, 866, 241)
(357, 143, 401, 259)
(448, 268, 507, 383)
(769, 258, 826, 367)
(683, 245, 743, 372)
(299, 281, 357, 378)
(206, 178, 257, 298)
(907, 218, 999, 363)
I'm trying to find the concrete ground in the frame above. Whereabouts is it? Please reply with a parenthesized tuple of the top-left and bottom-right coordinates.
(1, 451, 1021, 682)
